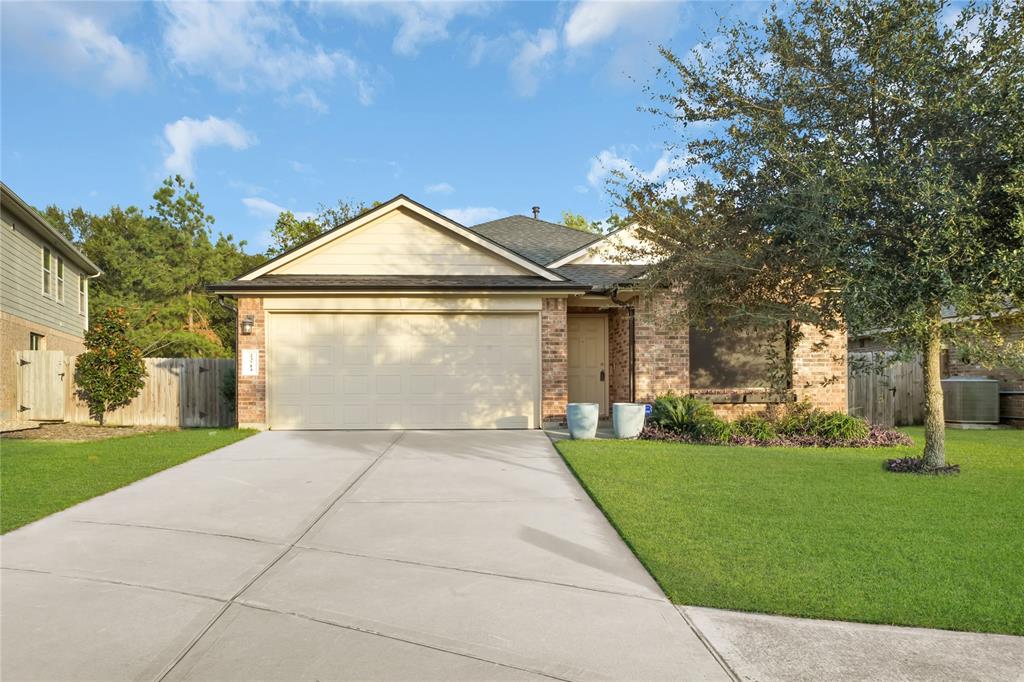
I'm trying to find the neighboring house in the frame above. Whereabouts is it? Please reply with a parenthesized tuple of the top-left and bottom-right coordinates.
(211, 195, 846, 430)
(0, 182, 101, 421)
(850, 310, 1024, 427)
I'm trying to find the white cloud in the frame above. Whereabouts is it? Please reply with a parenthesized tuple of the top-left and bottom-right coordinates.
(509, 29, 558, 97)
(163, 116, 255, 178)
(441, 206, 504, 225)
(425, 182, 454, 195)
(290, 87, 329, 113)
(1, 2, 148, 91)
(160, 1, 377, 105)
(564, 1, 681, 50)
(334, 2, 487, 56)
(290, 160, 312, 173)
(242, 197, 315, 220)
(587, 146, 689, 196)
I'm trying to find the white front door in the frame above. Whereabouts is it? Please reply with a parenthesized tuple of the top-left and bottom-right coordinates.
(567, 315, 608, 415)
(267, 312, 539, 429)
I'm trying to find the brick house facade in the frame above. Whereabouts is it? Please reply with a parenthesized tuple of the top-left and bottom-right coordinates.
(215, 195, 849, 430)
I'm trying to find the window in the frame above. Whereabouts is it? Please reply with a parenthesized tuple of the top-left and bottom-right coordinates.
(56, 258, 65, 302)
(29, 333, 45, 350)
(689, 323, 787, 390)
(42, 247, 52, 295)
(79, 276, 87, 314)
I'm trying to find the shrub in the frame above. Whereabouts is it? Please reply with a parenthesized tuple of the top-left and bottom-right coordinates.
(650, 393, 731, 443)
(642, 397, 907, 448)
(777, 402, 870, 442)
(733, 414, 778, 441)
(75, 308, 147, 425)
(221, 365, 237, 413)
(809, 411, 870, 442)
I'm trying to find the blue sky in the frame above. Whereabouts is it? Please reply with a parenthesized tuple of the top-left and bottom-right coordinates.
(1, 1, 764, 253)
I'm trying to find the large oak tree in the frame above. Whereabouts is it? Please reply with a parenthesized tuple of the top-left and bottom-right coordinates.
(621, 0, 1023, 467)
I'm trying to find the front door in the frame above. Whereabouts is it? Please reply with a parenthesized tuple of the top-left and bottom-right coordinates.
(567, 316, 608, 415)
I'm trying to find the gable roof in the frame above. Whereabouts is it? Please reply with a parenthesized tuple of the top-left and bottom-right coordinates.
(1, 181, 100, 276)
(238, 195, 566, 282)
(469, 215, 603, 266)
(545, 223, 644, 268)
(552, 264, 649, 291)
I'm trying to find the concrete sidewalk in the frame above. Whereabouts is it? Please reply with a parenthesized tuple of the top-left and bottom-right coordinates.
(0, 430, 729, 681)
(683, 606, 1024, 682)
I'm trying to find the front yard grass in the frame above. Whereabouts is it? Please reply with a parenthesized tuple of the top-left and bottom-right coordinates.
(1, 428, 256, 533)
(556, 427, 1024, 635)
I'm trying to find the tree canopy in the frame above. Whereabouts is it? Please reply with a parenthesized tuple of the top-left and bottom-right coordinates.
(265, 199, 372, 256)
(43, 176, 263, 357)
(621, 0, 1024, 466)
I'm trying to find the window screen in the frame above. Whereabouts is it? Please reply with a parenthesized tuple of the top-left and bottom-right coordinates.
(689, 324, 787, 390)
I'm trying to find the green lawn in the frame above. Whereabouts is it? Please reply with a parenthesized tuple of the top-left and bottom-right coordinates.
(1, 429, 255, 534)
(557, 427, 1024, 635)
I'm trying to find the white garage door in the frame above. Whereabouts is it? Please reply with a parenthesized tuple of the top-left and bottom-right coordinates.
(268, 313, 539, 429)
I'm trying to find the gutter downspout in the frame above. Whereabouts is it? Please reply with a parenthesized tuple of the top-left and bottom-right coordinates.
(610, 287, 636, 403)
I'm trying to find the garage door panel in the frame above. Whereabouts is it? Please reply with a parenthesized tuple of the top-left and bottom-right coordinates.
(340, 373, 370, 396)
(342, 344, 370, 365)
(269, 312, 538, 429)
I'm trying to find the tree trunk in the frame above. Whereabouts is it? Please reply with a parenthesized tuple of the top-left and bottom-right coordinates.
(188, 289, 194, 333)
(921, 307, 945, 468)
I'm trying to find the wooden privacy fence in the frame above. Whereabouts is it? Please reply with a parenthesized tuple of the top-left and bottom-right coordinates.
(848, 352, 925, 427)
(15, 351, 234, 427)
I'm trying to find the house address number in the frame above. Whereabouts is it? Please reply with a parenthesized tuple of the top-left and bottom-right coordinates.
(241, 349, 260, 376)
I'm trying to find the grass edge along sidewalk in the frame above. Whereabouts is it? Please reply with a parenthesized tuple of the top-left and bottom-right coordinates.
(556, 427, 1024, 636)
(2, 428, 256, 534)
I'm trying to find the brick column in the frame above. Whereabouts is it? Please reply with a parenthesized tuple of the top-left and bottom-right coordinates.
(608, 306, 632, 404)
(633, 292, 689, 402)
(236, 296, 267, 429)
(792, 323, 847, 413)
(541, 297, 568, 422)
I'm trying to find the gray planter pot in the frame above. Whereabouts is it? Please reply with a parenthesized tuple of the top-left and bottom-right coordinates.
(566, 403, 599, 440)
(612, 403, 646, 439)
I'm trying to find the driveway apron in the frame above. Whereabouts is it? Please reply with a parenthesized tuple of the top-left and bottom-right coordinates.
(1, 430, 730, 681)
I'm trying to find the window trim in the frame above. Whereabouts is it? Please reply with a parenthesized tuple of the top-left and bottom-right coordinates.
(42, 247, 52, 296)
(29, 332, 45, 350)
(56, 257, 65, 302)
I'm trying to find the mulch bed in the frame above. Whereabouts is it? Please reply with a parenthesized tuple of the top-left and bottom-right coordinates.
(1, 422, 174, 442)
(884, 457, 961, 475)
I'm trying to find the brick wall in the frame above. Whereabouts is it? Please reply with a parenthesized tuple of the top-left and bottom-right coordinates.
(236, 296, 267, 429)
(633, 293, 689, 402)
(792, 323, 847, 413)
(608, 306, 631, 404)
(541, 297, 568, 421)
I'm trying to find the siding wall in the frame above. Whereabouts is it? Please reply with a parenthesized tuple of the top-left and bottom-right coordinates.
(0, 205, 88, 337)
(277, 207, 527, 276)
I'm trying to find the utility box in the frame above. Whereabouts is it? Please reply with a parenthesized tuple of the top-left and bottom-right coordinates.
(941, 377, 1000, 425)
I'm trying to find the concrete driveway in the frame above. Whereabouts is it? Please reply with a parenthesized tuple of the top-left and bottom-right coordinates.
(1, 430, 731, 681)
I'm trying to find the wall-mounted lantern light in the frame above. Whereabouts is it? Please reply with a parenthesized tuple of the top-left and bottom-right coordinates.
(241, 314, 255, 336)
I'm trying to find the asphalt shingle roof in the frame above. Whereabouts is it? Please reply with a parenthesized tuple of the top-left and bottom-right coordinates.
(553, 264, 649, 291)
(469, 215, 603, 265)
(209, 274, 588, 292)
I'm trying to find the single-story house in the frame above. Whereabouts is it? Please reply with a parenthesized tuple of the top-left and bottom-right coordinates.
(1, 182, 101, 422)
(212, 195, 846, 430)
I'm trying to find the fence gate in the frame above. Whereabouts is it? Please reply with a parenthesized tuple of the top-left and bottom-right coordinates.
(16, 350, 67, 421)
(848, 352, 925, 427)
